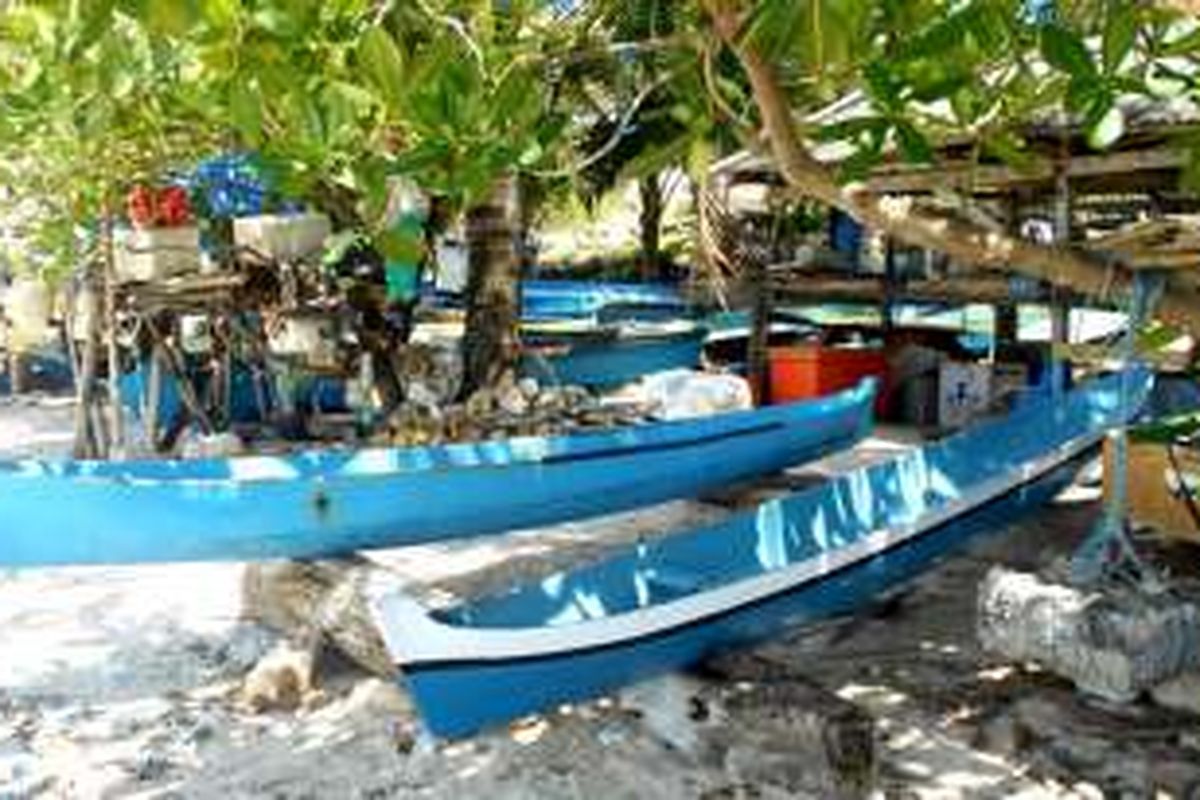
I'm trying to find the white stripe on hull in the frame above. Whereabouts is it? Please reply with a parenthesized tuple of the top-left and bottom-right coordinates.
(371, 430, 1100, 666)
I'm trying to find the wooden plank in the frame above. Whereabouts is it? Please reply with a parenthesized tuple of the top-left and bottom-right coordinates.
(1105, 439, 1200, 545)
(865, 147, 1188, 194)
(769, 273, 1074, 306)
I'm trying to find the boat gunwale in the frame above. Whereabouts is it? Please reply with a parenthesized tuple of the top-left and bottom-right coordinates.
(0, 381, 876, 488)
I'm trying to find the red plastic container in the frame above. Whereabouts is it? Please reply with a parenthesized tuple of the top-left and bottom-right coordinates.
(768, 345, 888, 411)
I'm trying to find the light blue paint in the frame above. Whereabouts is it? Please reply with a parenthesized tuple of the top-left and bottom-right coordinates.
(521, 280, 685, 321)
(520, 328, 705, 388)
(0, 381, 874, 566)
(393, 368, 1152, 738)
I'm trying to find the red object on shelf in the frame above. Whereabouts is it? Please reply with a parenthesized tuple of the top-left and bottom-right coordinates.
(157, 185, 192, 226)
(127, 184, 158, 228)
(768, 345, 888, 411)
(125, 184, 193, 228)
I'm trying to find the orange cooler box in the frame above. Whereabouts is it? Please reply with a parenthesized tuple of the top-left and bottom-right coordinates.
(768, 345, 888, 410)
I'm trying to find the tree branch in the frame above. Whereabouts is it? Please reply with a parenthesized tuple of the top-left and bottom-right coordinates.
(701, 0, 1200, 329)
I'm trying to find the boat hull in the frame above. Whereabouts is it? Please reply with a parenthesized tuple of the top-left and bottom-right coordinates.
(395, 453, 1084, 738)
(0, 381, 873, 566)
(376, 370, 1149, 738)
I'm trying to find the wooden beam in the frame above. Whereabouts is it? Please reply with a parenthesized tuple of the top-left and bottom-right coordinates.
(864, 147, 1188, 195)
(768, 273, 1087, 307)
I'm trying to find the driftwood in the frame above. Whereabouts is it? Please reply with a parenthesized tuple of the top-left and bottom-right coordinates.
(240, 557, 397, 680)
(701, 651, 877, 799)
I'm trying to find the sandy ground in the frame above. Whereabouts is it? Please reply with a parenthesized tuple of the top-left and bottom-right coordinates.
(2, 398, 1199, 799)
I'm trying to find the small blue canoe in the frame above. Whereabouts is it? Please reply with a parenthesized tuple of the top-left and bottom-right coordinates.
(0, 380, 874, 567)
(371, 368, 1151, 738)
(520, 321, 706, 388)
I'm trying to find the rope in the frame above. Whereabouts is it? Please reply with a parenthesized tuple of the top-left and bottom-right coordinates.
(1166, 436, 1200, 533)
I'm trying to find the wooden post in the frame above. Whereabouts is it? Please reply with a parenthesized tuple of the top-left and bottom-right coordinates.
(747, 248, 771, 406)
(145, 343, 163, 452)
(995, 193, 1021, 349)
(1050, 152, 1072, 394)
(72, 281, 101, 459)
(102, 203, 125, 454)
(7, 350, 26, 395)
(881, 238, 897, 333)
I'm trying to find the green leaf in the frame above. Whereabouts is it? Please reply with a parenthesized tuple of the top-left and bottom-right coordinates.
(1087, 101, 1124, 150)
(229, 80, 262, 145)
(200, 0, 239, 31)
(863, 61, 902, 111)
(358, 26, 405, 109)
(1065, 74, 1104, 114)
(1161, 27, 1200, 58)
(143, 0, 197, 37)
(816, 116, 884, 143)
(1102, 1, 1136, 73)
(982, 131, 1036, 172)
(894, 121, 933, 163)
(1040, 24, 1095, 80)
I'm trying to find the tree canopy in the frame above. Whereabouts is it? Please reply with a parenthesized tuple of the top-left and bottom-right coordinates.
(1, 0, 1198, 311)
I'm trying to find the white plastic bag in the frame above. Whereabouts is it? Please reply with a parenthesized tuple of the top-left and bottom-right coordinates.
(632, 369, 753, 421)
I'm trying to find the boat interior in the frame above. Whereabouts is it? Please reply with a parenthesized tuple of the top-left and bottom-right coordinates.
(432, 373, 1132, 632)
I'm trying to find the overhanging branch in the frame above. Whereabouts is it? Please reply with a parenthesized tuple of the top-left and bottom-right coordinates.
(701, 0, 1200, 329)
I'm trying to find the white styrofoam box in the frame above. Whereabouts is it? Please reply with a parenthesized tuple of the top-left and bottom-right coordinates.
(938, 361, 991, 429)
(115, 226, 201, 282)
(2, 277, 56, 349)
(233, 213, 331, 261)
(267, 313, 338, 367)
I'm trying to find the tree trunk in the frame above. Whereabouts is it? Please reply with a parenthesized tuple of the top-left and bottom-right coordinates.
(72, 282, 101, 459)
(638, 173, 665, 280)
(7, 351, 26, 395)
(102, 207, 124, 454)
(460, 174, 520, 398)
(703, 2, 1200, 330)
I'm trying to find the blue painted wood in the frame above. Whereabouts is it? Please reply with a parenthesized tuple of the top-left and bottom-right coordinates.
(384, 369, 1151, 738)
(520, 326, 706, 388)
(521, 280, 685, 321)
(0, 380, 874, 567)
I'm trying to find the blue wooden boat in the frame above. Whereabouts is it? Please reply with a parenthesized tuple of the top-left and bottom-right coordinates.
(0, 380, 874, 567)
(520, 321, 706, 388)
(370, 368, 1151, 738)
(521, 280, 686, 321)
